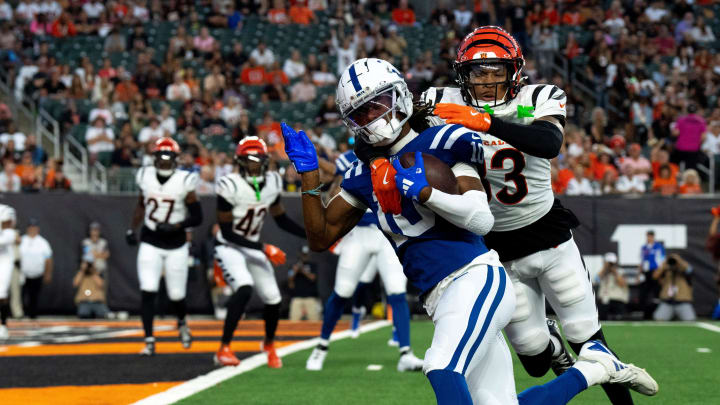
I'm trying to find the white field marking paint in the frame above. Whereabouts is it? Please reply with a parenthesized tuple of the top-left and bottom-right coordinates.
(131, 320, 392, 405)
(696, 348, 712, 353)
(600, 321, 695, 327)
(366, 364, 383, 371)
(17, 341, 41, 347)
(695, 322, 720, 334)
(7, 325, 174, 346)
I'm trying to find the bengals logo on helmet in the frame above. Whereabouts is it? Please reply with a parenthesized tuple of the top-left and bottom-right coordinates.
(153, 137, 181, 154)
(454, 26, 526, 107)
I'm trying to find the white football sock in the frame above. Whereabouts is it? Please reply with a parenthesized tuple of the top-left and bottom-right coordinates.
(572, 361, 606, 387)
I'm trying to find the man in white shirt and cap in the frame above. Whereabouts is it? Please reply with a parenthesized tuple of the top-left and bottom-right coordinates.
(19, 218, 53, 319)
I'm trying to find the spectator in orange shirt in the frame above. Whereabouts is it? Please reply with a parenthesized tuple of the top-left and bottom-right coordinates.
(51, 13, 77, 38)
(652, 164, 678, 195)
(15, 151, 40, 191)
(44, 159, 71, 191)
(289, 0, 315, 25)
(679, 169, 702, 194)
(591, 149, 618, 181)
(257, 112, 286, 160)
(265, 61, 289, 85)
(392, 0, 416, 26)
(651, 148, 679, 180)
(268, 0, 289, 24)
(561, 4, 583, 26)
(114, 71, 139, 102)
(542, 0, 559, 25)
(240, 58, 267, 85)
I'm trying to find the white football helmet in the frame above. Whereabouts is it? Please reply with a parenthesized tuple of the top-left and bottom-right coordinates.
(0, 205, 16, 225)
(336, 58, 413, 146)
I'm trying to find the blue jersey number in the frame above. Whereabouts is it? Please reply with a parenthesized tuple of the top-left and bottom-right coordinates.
(372, 192, 435, 247)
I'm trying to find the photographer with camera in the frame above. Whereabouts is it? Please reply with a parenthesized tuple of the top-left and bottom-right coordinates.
(652, 254, 696, 321)
(596, 253, 629, 320)
(72, 260, 109, 319)
(707, 205, 720, 319)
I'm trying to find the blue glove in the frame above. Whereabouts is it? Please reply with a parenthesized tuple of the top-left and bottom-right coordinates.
(281, 122, 318, 173)
(391, 151, 430, 202)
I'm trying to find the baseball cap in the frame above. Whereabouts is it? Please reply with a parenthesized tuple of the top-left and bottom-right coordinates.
(28, 218, 39, 226)
(604, 252, 618, 263)
(89, 221, 101, 229)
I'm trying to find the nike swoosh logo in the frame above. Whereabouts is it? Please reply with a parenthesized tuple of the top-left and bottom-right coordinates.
(471, 134, 482, 140)
(382, 169, 390, 185)
(470, 111, 480, 116)
(559, 103, 565, 108)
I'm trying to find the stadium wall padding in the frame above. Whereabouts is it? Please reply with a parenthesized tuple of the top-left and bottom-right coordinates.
(1, 194, 718, 316)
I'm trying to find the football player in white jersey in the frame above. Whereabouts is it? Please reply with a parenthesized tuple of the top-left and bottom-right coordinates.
(213, 136, 307, 368)
(418, 26, 643, 404)
(0, 205, 17, 340)
(126, 137, 203, 356)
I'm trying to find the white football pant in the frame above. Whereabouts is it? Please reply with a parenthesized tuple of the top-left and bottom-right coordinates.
(423, 251, 519, 405)
(0, 255, 12, 300)
(137, 242, 190, 301)
(334, 226, 406, 298)
(504, 237, 601, 355)
(214, 244, 281, 305)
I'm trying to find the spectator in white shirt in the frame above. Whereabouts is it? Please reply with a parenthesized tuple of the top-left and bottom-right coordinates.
(82, 1, 104, 20)
(0, 0, 13, 21)
(453, 3, 473, 29)
(81, 221, 109, 276)
(701, 121, 720, 155)
(644, 1, 668, 22)
(0, 161, 20, 192)
(283, 50, 306, 80)
(19, 218, 53, 319)
(249, 41, 275, 68)
(39, 0, 61, 19)
(159, 104, 177, 135)
(690, 16, 716, 45)
(616, 167, 647, 194)
(0, 122, 27, 151)
(291, 73, 317, 102)
(89, 98, 113, 126)
(196, 165, 215, 195)
(220, 96, 243, 127)
(331, 29, 357, 76)
(132, 0, 150, 22)
(166, 72, 192, 101)
(85, 116, 115, 155)
(138, 117, 164, 146)
(565, 165, 595, 196)
(312, 61, 336, 86)
(15, 0, 36, 22)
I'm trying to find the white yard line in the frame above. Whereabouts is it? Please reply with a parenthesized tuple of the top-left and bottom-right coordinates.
(695, 322, 720, 334)
(131, 320, 391, 405)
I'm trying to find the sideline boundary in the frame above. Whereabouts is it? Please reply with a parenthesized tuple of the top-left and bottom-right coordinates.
(131, 320, 391, 405)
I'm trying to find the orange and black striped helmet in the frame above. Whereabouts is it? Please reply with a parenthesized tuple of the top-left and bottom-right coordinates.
(454, 26, 525, 107)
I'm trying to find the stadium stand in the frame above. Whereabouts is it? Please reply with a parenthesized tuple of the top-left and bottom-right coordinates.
(0, 0, 718, 195)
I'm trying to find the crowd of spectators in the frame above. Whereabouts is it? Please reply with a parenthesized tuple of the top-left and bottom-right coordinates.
(0, 0, 718, 196)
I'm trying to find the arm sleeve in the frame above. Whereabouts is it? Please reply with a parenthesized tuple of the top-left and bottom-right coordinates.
(180, 201, 203, 228)
(487, 118, 563, 159)
(424, 189, 494, 235)
(273, 212, 306, 238)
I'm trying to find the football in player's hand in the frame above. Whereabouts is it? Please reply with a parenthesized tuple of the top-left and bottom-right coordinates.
(398, 152, 458, 195)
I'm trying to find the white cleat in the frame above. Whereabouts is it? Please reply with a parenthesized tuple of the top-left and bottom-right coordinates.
(397, 351, 424, 372)
(0, 325, 8, 340)
(578, 340, 658, 396)
(306, 347, 328, 371)
(387, 338, 399, 347)
(350, 329, 360, 339)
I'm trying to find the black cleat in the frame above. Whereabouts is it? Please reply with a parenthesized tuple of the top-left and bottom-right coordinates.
(548, 319, 575, 376)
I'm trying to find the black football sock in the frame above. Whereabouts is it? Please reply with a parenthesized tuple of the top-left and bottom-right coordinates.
(0, 301, 9, 325)
(263, 303, 281, 346)
(222, 286, 253, 345)
(141, 291, 157, 338)
(516, 342, 554, 377)
(170, 299, 187, 326)
(569, 329, 634, 405)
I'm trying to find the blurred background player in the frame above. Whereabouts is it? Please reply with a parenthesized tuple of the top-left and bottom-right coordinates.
(282, 58, 657, 405)
(126, 137, 203, 356)
(417, 26, 637, 404)
(708, 205, 720, 320)
(305, 148, 423, 372)
(213, 136, 306, 368)
(0, 205, 17, 340)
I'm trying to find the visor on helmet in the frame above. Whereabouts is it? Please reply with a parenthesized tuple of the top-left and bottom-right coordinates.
(343, 86, 406, 138)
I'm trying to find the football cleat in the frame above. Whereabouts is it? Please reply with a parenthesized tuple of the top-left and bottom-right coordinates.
(547, 319, 575, 376)
(214, 345, 240, 366)
(350, 306, 365, 338)
(397, 351, 424, 372)
(262, 342, 282, 368)
(306, 346, 328, 371)
(0, 325, 8, 340)
(578, 340, 658, 396)
(388, 327, 399, 347)
(140, 338, 156, 356)
(179, 324, 192, 349)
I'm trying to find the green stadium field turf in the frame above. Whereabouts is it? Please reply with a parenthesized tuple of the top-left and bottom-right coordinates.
(179, 321, 720, 405)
